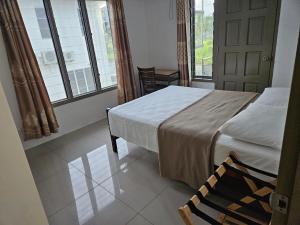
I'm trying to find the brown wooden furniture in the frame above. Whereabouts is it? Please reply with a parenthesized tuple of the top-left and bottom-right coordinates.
(138, 67, 166, 95)
(155, 69, 180, 86)
(179, 154, 277, 225)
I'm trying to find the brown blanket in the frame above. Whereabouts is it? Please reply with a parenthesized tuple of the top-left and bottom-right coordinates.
(158, 90, 257, 189)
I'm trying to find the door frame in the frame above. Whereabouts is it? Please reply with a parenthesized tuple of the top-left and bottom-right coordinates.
(268, 0, 282, 86)
(213, 0, 282, 89)
(271, 31, 300, 225)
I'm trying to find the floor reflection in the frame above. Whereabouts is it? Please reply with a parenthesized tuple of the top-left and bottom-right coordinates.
(68, 155, 118, 224)
(67, 142, 131, 224)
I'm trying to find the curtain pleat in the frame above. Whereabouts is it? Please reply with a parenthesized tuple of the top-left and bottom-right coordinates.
(177, 0, 190, 87)
(108, 0, 137, 104)
(0, 0, 59, 140)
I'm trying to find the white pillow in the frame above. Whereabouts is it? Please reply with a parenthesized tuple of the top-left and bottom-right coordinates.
(220, 103, 287, 150)
(255, 87, 290, 107)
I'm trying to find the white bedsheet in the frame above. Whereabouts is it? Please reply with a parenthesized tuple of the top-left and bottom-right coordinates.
(214, 134, 281, 180)
(108, 86, 212, 152)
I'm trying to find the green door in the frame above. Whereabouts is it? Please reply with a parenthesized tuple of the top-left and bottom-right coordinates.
(214, 0, 278, 92)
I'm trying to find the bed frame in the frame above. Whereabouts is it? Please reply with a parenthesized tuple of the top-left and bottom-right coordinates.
(106, 108, 119, 153)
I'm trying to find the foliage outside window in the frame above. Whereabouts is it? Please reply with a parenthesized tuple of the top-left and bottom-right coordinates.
(191, 0, 214, 79)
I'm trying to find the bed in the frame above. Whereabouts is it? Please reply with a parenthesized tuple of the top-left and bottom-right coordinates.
(107, 86, 289, 187)
(108, 86, 212, 152)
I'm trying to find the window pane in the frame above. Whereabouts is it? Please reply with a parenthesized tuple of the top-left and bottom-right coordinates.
(194, 0, 214, 77)
(50, 0, 96, 96)
(86, 0, 117, 88)
(18, 0, 67, 102)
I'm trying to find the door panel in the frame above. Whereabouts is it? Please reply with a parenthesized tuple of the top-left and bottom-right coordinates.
(214, 0, 278, 92)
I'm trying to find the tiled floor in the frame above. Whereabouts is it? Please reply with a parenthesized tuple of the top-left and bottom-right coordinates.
(26, 120, 211, 225)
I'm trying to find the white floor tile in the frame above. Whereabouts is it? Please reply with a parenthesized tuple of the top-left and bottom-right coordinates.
(36, 166, 97, 216)
(140, 183, 197, 225)
(48, 185, 136, 225)
(101, 154, 172, 211)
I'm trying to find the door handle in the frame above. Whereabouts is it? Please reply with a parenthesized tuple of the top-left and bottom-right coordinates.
(262, 56, 272, 62)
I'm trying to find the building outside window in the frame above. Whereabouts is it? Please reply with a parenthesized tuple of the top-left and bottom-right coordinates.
(35, 8, 52, 39)
(191, 0, 214, 79)
(18, 0, 117, 104)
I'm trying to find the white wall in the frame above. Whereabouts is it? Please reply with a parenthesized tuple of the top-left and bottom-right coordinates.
(23, 90, 117, 149)
(125, 0, 214, 92)
(123, 0, 150, 94)
(123, 0, 179, 95)
(0, 31, 118, 150)
(125, 0, 214, 89)
(0, 82, 49, 225)
(272, 0, 300, 87)
(123, 0, 150, 71)
(124, 0, 178, 71)
(144, 0, 178, 69)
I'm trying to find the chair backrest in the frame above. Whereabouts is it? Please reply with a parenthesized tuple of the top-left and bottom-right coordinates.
(137, 67, 156, 94)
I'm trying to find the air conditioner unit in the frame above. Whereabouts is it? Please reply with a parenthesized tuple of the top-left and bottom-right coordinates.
(64, 51, 74, 62)
(42, 51, 57, 65)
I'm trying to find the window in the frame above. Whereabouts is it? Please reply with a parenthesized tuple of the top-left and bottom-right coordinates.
(191, 0, 214, 80)
(18, 0, 117, 104)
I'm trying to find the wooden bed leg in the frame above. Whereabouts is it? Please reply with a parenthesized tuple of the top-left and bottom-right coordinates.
(106, 108, 119, 153)
(111, 135, 118, 153)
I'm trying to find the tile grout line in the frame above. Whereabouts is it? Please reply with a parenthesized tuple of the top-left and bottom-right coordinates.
(124, 213, 139, 225)
(136, 182, 170, 216)
(137, 213, 155, 225)
(45, 179, 102, 218)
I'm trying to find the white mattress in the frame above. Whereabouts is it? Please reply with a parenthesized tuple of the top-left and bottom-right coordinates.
(214, 134, 281, 179)
(108, 86, 212, 152)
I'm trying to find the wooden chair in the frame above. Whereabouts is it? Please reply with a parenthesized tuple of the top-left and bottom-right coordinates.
(138, 67, 166, 95)
(179, 154, 277, 225)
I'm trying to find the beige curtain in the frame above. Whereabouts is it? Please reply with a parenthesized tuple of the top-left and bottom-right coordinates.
(0, 0, 59, 140)
(177, 0, 190, 86)
(108, 0, 137, 104)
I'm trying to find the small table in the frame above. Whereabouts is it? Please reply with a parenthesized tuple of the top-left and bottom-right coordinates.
(155, 69, 180, 85)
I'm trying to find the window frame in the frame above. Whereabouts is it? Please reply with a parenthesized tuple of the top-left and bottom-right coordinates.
(190, 0, 214, 81)
(40, 0, 116, 107)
